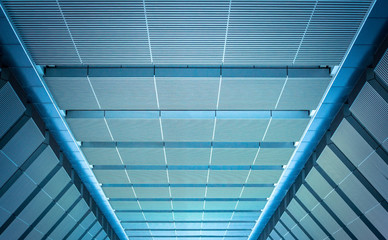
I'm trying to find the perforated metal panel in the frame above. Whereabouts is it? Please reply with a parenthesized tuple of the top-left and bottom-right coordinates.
(157, 77, 220, 109)
(265, 77, 388, 240)
(220, 78, 285, 110)
(0, 82, 25, 138)
(263, 119, 310, 142)
(350, 82, 388, 144)
(1, 0, 379, 238)
(214, 119, 270, 142)
(375, 49, 388, 85)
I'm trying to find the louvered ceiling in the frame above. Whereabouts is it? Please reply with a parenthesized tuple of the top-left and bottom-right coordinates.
(2, 0, 372, 66)
(0, 1, 377, 240)
(38, 65, 329, 240)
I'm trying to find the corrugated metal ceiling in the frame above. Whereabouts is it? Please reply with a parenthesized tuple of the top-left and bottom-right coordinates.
(2, 0, 373, 66)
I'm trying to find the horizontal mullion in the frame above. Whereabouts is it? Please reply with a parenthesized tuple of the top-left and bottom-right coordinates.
(121, 220, 255, 223)
(45, 66, 329, 78)
(67, 110, 310, 119)
(125, 236, 249, 238)
(109, 198, 267, 201)
(116, 210, 261, 213)
(92, 165, 284, 170)
(125, 229, 252, 231)
(102, 183, 274, 187)
(82, 142, 295, 149)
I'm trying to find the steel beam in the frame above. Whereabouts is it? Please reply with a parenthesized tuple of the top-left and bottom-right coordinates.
(284, 209, 312, 240)
(303, 182, 356, 240)
(63, 209, 92, 240)
(41, 196, 83, 239)
(78, 219, 98, 240)
(327, 143, 388, 212)
(272, 228, 285, 240)
(67, 110, 310, 119)
(92, 165, 284, 171)
(314, 164, 385, 239)
(294, 196, 334, 240)
(0, 163, 62, 234)
(120, 220, 255, 224)
(109, 198, 266, 202)
(0, 142, 48, 198)
(45, 66, 329, 79)
(277, 219, 298, 240)
(19, 182, 73, 239)
(102, 183, 274, 188)
(115, 210, 261, 213)
(83, 141, 295, 149)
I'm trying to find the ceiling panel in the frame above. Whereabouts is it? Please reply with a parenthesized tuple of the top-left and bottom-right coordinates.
(255, 148, 295, 165)
(218, 78, 284, 110)
(170, 187, 206, 198)
(206, 187, 242, 198)
(247, 170, 283, 184)
(208, 170, 249, 184)
(107, 119, 162, 142)
(118, 148, 165, 165)
(134, 187, 171, 198)
(241, 187, 274, 198)
(276, 78, 330, 110)
(127, 170, 168, 184)
(82, 147, 121, 165)
(0, 82, 25, 138)
(263, 119, 310, 142)
(156, 77, 220, 109)
(214, 119, 270, 142)
(350, 82, 388, 144)
(109, 201, 141, 211)
(45, 77, 99, 110)
(102, 187, 135, 199)
(162, 119, 215, 142)
(331, 118, 374, 166)
(211, 148, 258, 165)
(165, 148, 211, 165)
(67, 118, 111, 142)
(93, 169, 128, 184)
(169, 170, 208, 184)
(357, 152, 388, 201)
(173, 201, 203, 210)
(90, 77, 157, 110)
(0, 0, 377, 238)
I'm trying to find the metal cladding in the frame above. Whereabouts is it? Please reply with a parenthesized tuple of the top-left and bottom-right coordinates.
(0, 71, 117, 239)
(0, 0, 387, 240)
(260, 48, 388, 240)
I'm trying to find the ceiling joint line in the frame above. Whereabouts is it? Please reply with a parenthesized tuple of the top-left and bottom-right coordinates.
(223, 145, 259, 240)
(153, 72, 175, 236)
(55, 0, 83, 64)
(222, 0, 232, 63)
(202, 73, 224, 235)
(292, 0, 318, 64)
(143, 0, 153, 63)
(275, 76, 289, 109)
(86, 76, 102, 110)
